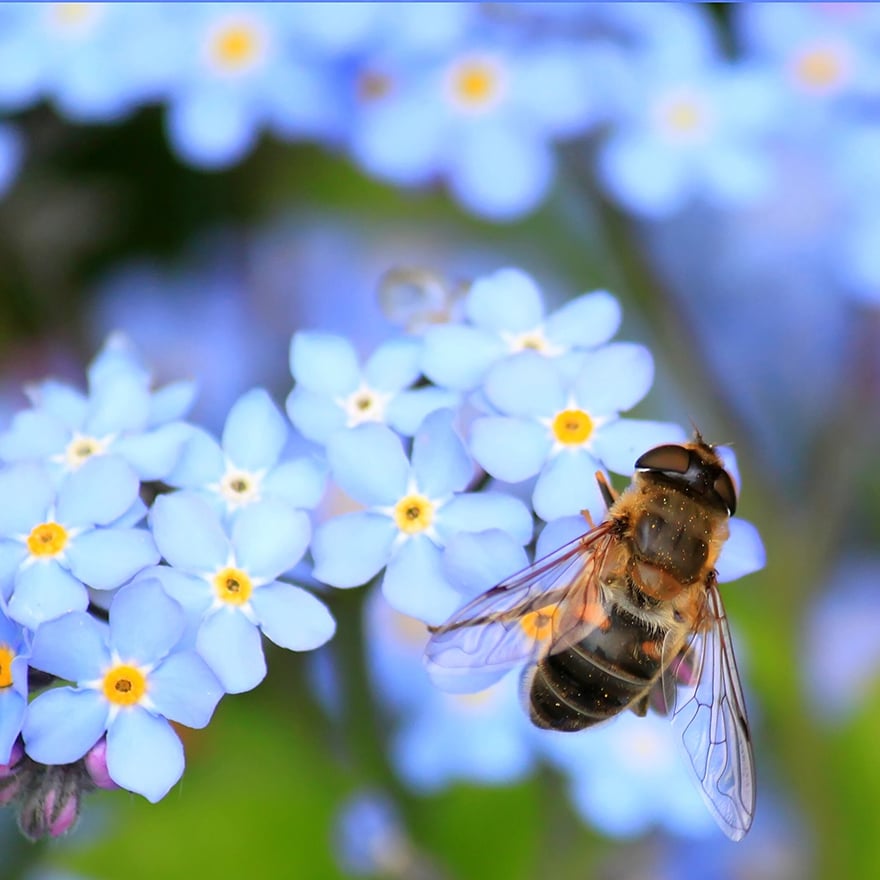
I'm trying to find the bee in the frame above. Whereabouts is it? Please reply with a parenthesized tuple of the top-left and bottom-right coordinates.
(425, 436, 755, 841)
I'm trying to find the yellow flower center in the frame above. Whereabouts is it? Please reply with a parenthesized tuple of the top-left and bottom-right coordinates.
(519, 604, 559, 641)
(792, 45, 847, 92)
(663, 99, 703, 134)
(213, 567, 253, 606)
(209, 19, 264, 74)
(447, 56, 504, 111)
(0, 644, 15, 689)
(65, 434, 105, 468)
(102, 664, 147, 707)
(393, 494, 434, 535)
(48, 2, 99, 33)
(552, 409, 594, 446)
(27, 522, 69, 558)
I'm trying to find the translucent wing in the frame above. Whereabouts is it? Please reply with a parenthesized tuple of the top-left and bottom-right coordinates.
(663, 575, 755, 841)
(425, 522, 617, 694)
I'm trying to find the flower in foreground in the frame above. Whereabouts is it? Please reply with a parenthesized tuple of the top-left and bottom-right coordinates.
(311, 409, 533, 624)
(0, 606, 28, 764)
(0, 458, 159, 629)
(149, 492, 335, 693)
(22, 579, 223, 803)
(469, 347, 686, 521)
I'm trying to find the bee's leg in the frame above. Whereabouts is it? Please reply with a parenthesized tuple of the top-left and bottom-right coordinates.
(595, 471, 617, 509)
(630, 695, 650, 717)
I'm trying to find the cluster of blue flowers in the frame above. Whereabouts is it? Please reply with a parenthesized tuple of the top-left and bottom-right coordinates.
(0, 267, 766, 841)
(1, 3, 879, 236)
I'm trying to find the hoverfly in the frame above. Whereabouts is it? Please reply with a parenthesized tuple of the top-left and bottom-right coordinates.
(425, 436, 755, 841)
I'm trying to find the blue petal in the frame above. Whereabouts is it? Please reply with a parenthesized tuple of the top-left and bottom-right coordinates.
(363, 337, 422, 392)
(0, 463, 53, 535)
(290, 332, 359, 395)
(149, 492, 229, 572)
(466, 268, 545, 334)
(0, 411, 69, 462)
(716, 518, 766, 583)
(262, 456, 327, 510)
(411, 409, 473, 497)
(0, 689, 26, 764)
(592, 419, 688, 475)
(532, 452, 607, 523)
(106, 708, 184, 802)
(29, 611, 109, 682)
(0, 542, 25, 598)
(9, 563, 89, 629)
(442, 530, 529, 600)
(68, 528, 160, 591)
(536, 515, 593, 558)
(285, 388, 346, 445)
(326, 423, 409, 505)
(421, 325, 506, 391)
(223, 388, 287, 471)
(86, 373, 151, 435)
(251, 582, 336, 650)
(573, 344, 655, 414)
(197, 609, 266, 694)
(57, 455, 140, 528)
(165, 426, 224, 489)
(311, 513, 396, 588)
(108, 580, 186, 664)
(469, 416, 550, 482)
(113, 422, 195, 481)
(544, 290, 622, 350)
(148, 651, 223, 729)
(148, 379, 197, 426)
(23, 688, 109, 765)
(139, 566, 211, 644)
(383, 536, 463, 625)
(437, 493, 533, 546)
(484, 352, 564, 417)
(231, 500, 310, 579)
(26, 381, 87, 430)
(386, 387, 461, 437)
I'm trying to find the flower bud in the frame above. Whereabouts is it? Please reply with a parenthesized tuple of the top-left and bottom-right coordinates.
(84, 737, 118, 790)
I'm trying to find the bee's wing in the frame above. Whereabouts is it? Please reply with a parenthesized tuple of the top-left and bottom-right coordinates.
(425, 523, 617, 694)
(662, 576, 756, 842)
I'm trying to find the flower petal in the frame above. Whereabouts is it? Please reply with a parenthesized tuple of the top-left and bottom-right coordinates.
(223, 388, 288, 471)
(108, 580, 186, 664)
(383, 536, 463, 625)
(442, 530, 529, 600)
(0, 690, 26, 765)
(437, 493, 533, 545)
(532, 452, 607, 523)
(484, 351, 564, 417)
(0, 463, 54, 535)
(23, 688, 109, 765)
(231, 500, 310, 579)
(544, 290, 622, 350)
(107, 708, 183, 802)
(311, 513, 396, 588)
(0, 410, 69, 462)
(149, 651, 223, 729)
(8, 563, 89, 629)
(572, 344, 656, 416)
(411, 409, 473, 497)
(386, 387, 461, 437)
(150, 492, 229, 572)
(262, 456, 327, 510)
(421, 325, 506, 391)
(197, 609, 266, 694)
(465, 268, 545, 333)
(165, 427, 224, 488)
(290, 332, 359, 395)
(364, 337, 422, 391)
(67, 528, 160, 591)
(29, 611, 109, 681)
(113, 422, 194, 481)
(470, 416, 550, 482)
(57, 455, 140, 528)
(716, 518, 766, 583)
(327, 423, 409, 505)
(592, 419, 688, 475)
(251, 582, 336, 651)
(285, 388, 346, 445)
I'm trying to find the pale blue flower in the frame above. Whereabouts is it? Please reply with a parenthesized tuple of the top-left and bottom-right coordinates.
(0, 606, 28, 764)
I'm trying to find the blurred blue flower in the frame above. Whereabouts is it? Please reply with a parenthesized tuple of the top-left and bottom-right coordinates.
(0, 458, 159, 630)
(0, 123, 22, 198)
(333, 789, 413, 878)
(0, 606, 28, 764)
(0, 333, 196, 482)
(469, 348, 686, 521)
(149, 492, 335, 693)
(22, 579, 223, 803)
(167, 387, 326, 519)
(161, 4, 341, 168)
(286, 332, 458, 445)
(421, 268, 622, 391)
(311, 409, 532, 624)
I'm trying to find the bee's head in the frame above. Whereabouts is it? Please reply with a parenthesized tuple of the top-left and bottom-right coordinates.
(634, 440, 737, 515)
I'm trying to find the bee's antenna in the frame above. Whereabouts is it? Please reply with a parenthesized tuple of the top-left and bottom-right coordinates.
(687, 416, 705, 445)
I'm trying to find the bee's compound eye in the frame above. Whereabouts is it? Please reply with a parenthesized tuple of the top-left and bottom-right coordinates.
(635, 444, 692, 474)
(713, 470, 738, 515)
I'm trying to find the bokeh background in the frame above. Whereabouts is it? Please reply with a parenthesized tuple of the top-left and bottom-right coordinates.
(1, 3, 880, 879)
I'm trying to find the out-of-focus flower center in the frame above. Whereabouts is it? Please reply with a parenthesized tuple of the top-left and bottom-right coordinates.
(552, 409, 594, 446)
(357, 68, 394, 103)
(453, 688, 494, 711)
(208, 19, 265, 74)
(27, 522, 68, 558)
(655, 91, 710, 144)
(219, 468, 260, 507)
(48, 3, 101, 35)
(390, 609, 429, 647)
(342, 386, 392, 427)
(394, 494, 434, 535)
(791, 43, 849, 93)
(65, 434, 106, 469)
(520, 604, 559, 641)
(102, 664, 147, 706)
(0, 644, 15, 688)
(213, 567, 253, 605)
(504, 327, 563, 356)
(447, 55, 505, 113)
